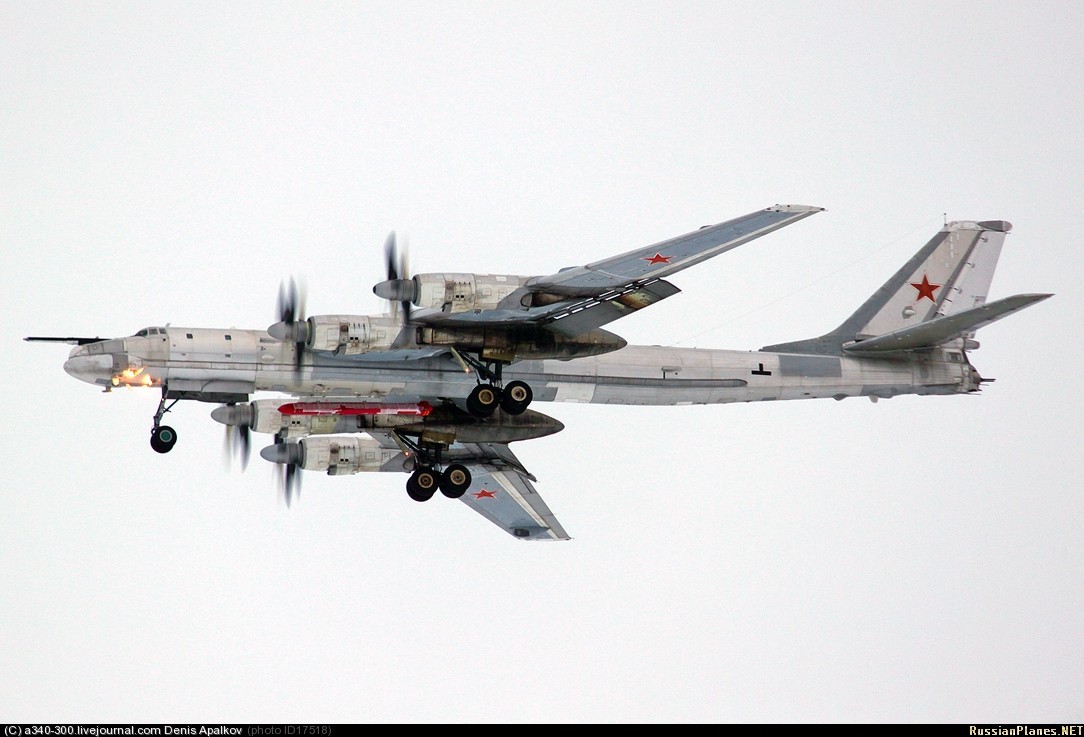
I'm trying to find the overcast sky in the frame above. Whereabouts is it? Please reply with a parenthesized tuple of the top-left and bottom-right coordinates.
(4, 1, 1082, 724)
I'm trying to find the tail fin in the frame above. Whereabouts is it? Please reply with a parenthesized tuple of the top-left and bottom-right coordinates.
(763, 219, 1052, 356)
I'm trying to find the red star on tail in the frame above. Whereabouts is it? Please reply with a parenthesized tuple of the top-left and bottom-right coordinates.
(910, 274, 941, 302)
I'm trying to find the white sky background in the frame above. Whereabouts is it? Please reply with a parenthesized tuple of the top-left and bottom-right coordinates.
(3, 1, 1082, 723)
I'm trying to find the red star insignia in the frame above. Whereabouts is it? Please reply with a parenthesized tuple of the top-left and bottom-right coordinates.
(642, 252, 672, 265)
(910, 274, 941, 302)
(473, 489, 497, 499)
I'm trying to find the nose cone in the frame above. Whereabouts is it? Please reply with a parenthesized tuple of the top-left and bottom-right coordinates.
(63, 353, 114, 386)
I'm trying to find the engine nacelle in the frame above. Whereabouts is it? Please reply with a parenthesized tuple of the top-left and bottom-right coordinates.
(304, 315, 401, 354)
(419, 325, 627, 362)
(295, 436, 408, 476)
(412, 273, 530, 313)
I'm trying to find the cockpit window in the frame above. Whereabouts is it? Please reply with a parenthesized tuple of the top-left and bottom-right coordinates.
(134, 327, 164, 337)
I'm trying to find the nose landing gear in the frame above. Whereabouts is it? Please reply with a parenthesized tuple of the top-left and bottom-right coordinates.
(149, 389, 180, 454)
(150, 425, 177, 454)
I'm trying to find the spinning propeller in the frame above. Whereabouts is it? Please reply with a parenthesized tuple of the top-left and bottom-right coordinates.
(373, 231, 415, 325)
(213, 403, 253, 472)
(213, 403, 301, 506)
(268, 277, 308, 374)
(260, 438, 303, 507)
(223, 421, 251, 471)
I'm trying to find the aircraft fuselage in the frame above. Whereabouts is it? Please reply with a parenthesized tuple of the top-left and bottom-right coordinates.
(63, 326, 981, 407)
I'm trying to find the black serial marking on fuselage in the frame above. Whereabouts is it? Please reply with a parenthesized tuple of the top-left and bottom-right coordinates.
(751, 362, 772, 376)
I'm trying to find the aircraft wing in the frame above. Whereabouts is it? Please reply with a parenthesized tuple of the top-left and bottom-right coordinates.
(526, 203, 824, 295)
(452, 442, 570, 541)
(364, 430, 569, 540)
(407, 204, 822, 336)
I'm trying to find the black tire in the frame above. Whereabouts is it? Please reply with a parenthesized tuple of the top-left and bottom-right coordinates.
(466, 384, 501, 417)
(500, 380, 533, 415)
(406, 468, 439, 502)
(439, 463, 472, 499)
(150, 426, 177, 454)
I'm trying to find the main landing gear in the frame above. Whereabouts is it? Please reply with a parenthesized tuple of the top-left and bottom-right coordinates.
(458, 353, 533, 418)
(398, 434, 473, 502)
(405, 462, 472, 502)
(149, 390, 180, 454)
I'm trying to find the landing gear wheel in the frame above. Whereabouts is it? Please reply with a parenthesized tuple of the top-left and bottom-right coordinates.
(500, 380, 533, 415)
(150, 425, 177, 454)
(439, 463, 472, 499)
(406, 467, 440, 502)
(466, 383, 501, 417)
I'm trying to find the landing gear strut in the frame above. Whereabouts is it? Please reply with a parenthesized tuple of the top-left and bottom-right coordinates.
(150, 389, 179, 454)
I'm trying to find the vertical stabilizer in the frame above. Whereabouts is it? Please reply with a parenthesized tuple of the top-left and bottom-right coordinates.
(853, 220, 1010, 339)
(763, 220, 1015, 355)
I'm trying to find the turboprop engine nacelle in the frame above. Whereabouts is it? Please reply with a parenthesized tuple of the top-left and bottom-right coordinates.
(260, 436, 410, 476)
(268, 314, 402, 355)
(419, 325, 627, 362)
(374, 273, 532, 314)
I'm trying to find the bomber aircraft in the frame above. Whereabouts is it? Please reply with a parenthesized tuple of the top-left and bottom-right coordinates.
(26, 205, 1051, 540)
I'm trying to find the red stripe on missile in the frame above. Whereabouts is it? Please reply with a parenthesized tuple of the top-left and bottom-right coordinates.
(278, 401, 433, 417)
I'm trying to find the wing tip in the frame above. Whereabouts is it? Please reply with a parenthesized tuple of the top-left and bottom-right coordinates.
(769, 203, 825, 213)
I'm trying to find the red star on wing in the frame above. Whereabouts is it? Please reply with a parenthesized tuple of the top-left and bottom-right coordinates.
(642, 252, 672, 265)
(910, 274, 941, 302)
(473, 489, 497, 499)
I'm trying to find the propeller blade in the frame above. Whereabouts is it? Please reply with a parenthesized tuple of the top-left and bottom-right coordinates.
(238, 424, 250, 470)
(272, 456, 302, 507)
(377, 231, 413, 324)
(284, 463, 301, 507)
(271, 277, 307, 374)
(277, 277, 306, 325)
(218, 404, 252, 472)
(223, 423, 251, 472)
(384, 231, 400, 281)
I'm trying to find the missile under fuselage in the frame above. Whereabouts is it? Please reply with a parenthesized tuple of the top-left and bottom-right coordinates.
(211, 399, 564, 444)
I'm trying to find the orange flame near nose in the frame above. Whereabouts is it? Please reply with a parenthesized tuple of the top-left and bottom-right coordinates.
(112, 366, 157, 388)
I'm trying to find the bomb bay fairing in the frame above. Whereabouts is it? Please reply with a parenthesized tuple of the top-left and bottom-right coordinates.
(27, 205, 1051, 540)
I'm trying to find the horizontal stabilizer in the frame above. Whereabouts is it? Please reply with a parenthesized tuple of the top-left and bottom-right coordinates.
(843, 293, 1052, 354)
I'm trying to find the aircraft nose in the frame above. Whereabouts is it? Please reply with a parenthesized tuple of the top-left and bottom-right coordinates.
(63, 354, 114, 386)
